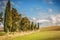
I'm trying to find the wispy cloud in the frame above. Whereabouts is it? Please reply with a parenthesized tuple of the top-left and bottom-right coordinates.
(2, 1, 7, 6)
(31, 17, 50, 23)
(30, 13, 60, 26)
(42, 0, 53, 4)
(50, 14, 60, 25)
(48, 8, 52, 13)
(11, 1, 22, 10)
(0, 1, 7, 12)
(11, 1, 15, 5)
(1, 6, 5, 10)
(0, 2, 1, 5)
(48, 0, 53, 4)
(32, 17, 36, 21)
(50, 15, 57, 25)
(30, 7, 41, 12)
(36, 19, 50, 23)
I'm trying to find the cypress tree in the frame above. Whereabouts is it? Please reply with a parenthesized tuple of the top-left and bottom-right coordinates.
(31, 22, 34, 30)
(37, 23, 39, 29)
(4, 0, 12, 32)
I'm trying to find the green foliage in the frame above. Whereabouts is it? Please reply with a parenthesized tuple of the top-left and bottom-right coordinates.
(0, 12, 3, 22)
(37, 23, 39, 29)
(30, 22, 35, 30)
(4, 0, 22, 32)
(34, 24, 37, 30)
(4, 0, 39, 32)
(4, 0, 12, 32)
(0, 12, 3, 18)
(20, 17, 30, 31)
(11, 8, 22, 32)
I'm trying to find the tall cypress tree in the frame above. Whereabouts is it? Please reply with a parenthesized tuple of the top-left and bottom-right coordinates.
(37, 23, 39, 29)
(31, 22, 34, 30)
(4, 0, 12, 32)
(0, 12, 3, 22)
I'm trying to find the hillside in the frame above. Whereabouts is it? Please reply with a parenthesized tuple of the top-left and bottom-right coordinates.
(7, 31, 60, 40)
(40, 26, 60, 31)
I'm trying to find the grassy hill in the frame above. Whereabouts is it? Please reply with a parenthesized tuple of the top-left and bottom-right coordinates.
(7, 31, 60, 40)
(40, 26, 60, 31)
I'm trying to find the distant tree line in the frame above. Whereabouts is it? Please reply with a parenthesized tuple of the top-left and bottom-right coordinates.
(4, 0, 40, 32)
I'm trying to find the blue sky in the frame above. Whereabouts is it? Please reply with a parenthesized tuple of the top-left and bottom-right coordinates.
(0, 0, 60, 27)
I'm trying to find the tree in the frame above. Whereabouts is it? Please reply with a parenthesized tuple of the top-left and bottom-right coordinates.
(37, 23, 40, 29)
(20, 17, 30, 31)
(30, 22, 35, 30)
(11, 8, 22, 32)
(0, 12, 3, 18)
(4, 0, 12, 32)
(4, 0, 39, 32)
(0, 12, 3, 22)
(34, 24, 37, 30)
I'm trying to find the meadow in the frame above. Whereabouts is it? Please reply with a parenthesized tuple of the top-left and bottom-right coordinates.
(0, 32, 6, 36)
(8, 31, 60, 40)
(0, 26, 60, 40)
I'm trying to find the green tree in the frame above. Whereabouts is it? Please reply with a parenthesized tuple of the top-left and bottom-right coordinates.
(20, 17, 30, 31)
(11, 8, 22, 32)
(31, 22, 35, 30)
(0, 12, 3, 18)
(37, 23, 40, 29)
(0, 12, 3, 22)
(34, 24, 37, 30)
(4, 0, 12, 32)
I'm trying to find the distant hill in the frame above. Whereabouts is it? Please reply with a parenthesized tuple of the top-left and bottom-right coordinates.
(40, 26, 60, 31)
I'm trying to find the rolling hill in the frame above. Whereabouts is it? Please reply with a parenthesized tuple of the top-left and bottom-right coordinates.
(40, 26, 60, 31)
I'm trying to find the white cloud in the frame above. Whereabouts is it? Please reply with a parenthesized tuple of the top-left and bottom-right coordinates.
(0, 2, 1, 5)
(30, 7, 41, 12)
(38, 12, 50, 19)
(31, 17, 50, 23)
(32, 17, 36, 21)
(36, 19, 50, 23)
(48, 0, 53, 4)
(56, 14, 60, 21)
(2, 1, 7, 6)
(11, 1, 21, 9)
(35, 7, 40, 10)
(31, 17, 38, 22)
(31, 14, 60, 26)
(48, 8, 52, 13)
(58, 19, 60, 21)
(11, 2, 15, 5)
(0, 22, 4, 27)
(50, 14, 60, 25)
(42, 0, 53, 4)
(50, 15, 57, 25)
(1, 6, 5, 10)
(0, 1, 7, 12)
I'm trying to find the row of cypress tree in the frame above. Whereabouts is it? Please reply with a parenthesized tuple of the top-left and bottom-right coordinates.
(4, 0, 40, 32)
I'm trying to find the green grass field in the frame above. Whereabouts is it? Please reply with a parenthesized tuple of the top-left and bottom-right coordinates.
(8, 31, 60, 40)
(0, 32, 6, 36)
